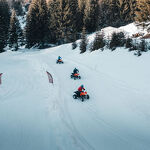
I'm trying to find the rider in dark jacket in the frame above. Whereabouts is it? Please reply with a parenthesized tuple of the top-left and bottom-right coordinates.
(73, 68, 79, 74)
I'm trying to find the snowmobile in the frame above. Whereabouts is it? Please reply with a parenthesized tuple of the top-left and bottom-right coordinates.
(70, 73, 81, 80)
(56, 59, 64, 64)
(73, 90, 89, 102)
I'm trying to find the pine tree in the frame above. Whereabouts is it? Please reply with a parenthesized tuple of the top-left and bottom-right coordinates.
(118, 0, 136, 23)
(54, 0, 67, 44)
(99, 0, 121, 27)
(109, 0, 121, 26)
(37, 0, 49, 47)
(25, 0, 49, 48)
(99, 0, 136, 28)
(125, 37, 132, 49)
(99, 0, 110, 27)
(109, 32, 125, 50)
(91, 32, 105, 51)
(48, 0, 60, 43)
(78, 0, 86, 32)
(9, 9, 22, 51)
(25, 0, 38, 48)
(0, 0, 10, 53)
(85, 0, 99, 33)
(139, 39, 147, 52)
(135, 0, 150, 22)
(68, 0, 80, 42)
(49, 0, 79, 44)
(80, 26, 88, 53)
(12, 0, 23, 16)
(72, 41, 77, 50)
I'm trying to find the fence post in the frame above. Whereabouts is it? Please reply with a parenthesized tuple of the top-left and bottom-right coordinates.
(0, 73, 3, 85)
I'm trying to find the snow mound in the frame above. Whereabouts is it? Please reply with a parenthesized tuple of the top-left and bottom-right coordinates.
(101, 23, 149, 38)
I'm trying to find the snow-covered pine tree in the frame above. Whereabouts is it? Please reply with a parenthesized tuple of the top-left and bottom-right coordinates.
(72, 41, 77, 50)
(109, 32, 118, 50)
(139, 39, 147, 52)
(91, 32, 105, 51)
(0, 0, 10, 53)
(125, 37, 133, 49)
(109, 32, 125, 50)
(9, 9, 22, 51)
(80, 26, 88, 53)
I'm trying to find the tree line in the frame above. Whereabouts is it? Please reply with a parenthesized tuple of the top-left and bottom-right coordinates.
(0, 0, 150, 53)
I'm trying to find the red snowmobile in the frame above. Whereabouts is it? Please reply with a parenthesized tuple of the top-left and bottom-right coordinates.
(73, 90, 89, 102)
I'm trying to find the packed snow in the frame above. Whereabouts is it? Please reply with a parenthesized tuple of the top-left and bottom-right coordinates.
(0, 42, 150, 150)
(100, 23, 150, 38)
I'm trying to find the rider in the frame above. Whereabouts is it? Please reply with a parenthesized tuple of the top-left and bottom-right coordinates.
(73, 68, 79, 75)
(77, 85, 85, 96)
(58, 56, 62, 61)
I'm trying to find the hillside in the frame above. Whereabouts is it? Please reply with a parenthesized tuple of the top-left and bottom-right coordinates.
(0, 36, 150, 150)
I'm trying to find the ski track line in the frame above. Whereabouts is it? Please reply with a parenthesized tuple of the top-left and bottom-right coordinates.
(30, 56, 87, 150)
(50, 53, 135, 146)
(7, 52, 137, 150)
(50, 75, 85, 150)
(49, 62, 93, 150)
(63, 55, 150, 150)
(36, 54, 95, 150)
(1, 51, 143, 150)
(61, 57, 130, 142)
(46, 54, 118, 150)
(57, 77, 95, 150)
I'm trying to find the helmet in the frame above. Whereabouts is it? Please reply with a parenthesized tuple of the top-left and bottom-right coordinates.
(81, 85, 84, 88)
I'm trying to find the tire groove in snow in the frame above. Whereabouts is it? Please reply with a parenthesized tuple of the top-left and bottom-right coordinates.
(47, 63, 94, 150)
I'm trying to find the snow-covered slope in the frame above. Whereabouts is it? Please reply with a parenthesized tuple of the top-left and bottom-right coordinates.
(0, 44, 150, 150)
(100, 23, 150, 38)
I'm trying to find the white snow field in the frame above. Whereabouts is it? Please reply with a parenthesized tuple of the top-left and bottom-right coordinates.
(0, 44, 150, 150)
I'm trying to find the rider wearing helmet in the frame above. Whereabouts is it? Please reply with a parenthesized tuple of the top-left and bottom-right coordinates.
(77, 85, 85, 96)
(73, 68, 79, 74)
(58, 56, 62, 61)
(78, 85, 85, 92)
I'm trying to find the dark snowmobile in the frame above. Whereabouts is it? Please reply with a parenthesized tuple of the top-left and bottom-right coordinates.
(70, 73, 81, 80)
(73, 91, 89, 102)
(56, 59, 64, 64)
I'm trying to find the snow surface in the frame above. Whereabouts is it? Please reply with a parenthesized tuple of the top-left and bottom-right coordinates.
(101, 23, 149, 38)
(0, 43, 150, 150)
